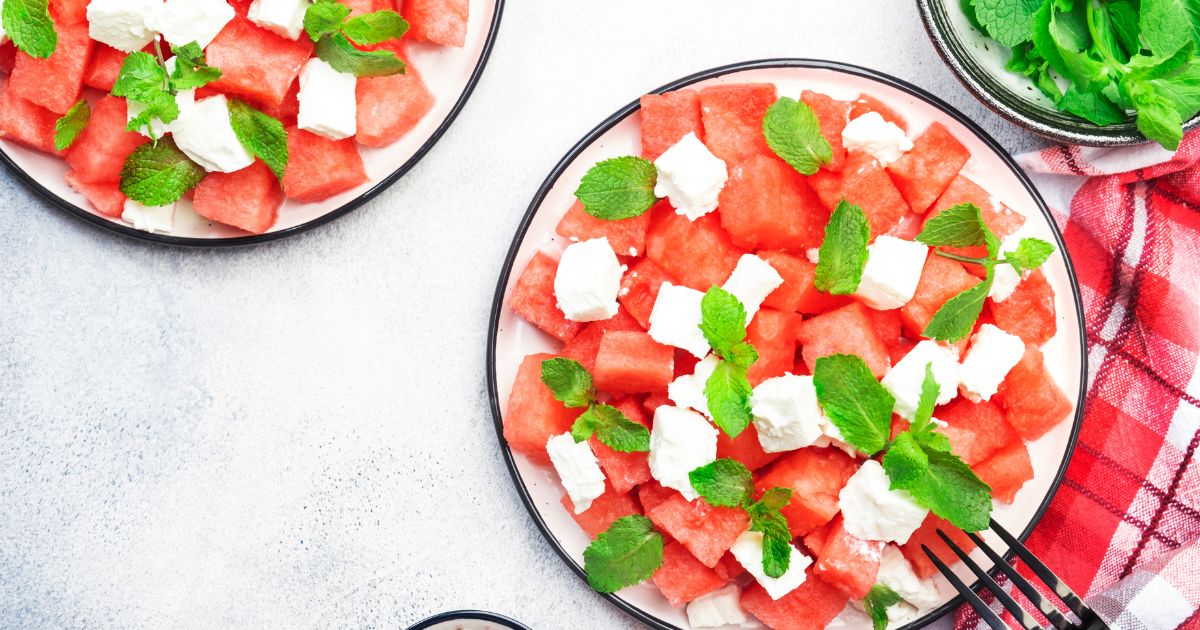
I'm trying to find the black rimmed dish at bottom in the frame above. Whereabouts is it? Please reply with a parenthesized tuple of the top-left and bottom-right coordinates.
(406, 610, 532, 630)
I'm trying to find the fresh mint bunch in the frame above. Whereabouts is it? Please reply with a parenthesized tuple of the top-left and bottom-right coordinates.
(540, 358, 650, 453)
(814, 200, 871, 295)
(583, 515, 664, 593)
(228, 99, 289, 181)
(574, 156, 660, 220)
(687, 458, 794, 578)
(699, 287, 759, 439)
(762, 96, 832, 175)
(811, 354, 895, 455)
(863, 584, 904, 630)
(2, 0, 56, 58)
(53, 99, 89, 151)
(305, 0, 409, 77)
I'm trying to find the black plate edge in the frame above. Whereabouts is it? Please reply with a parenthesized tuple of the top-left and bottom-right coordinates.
(406, 610, 532, 630)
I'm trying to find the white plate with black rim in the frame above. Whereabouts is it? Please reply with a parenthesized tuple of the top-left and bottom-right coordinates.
(486, 59, 1087, 629)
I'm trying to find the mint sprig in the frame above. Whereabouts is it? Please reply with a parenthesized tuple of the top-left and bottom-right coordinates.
(583, 515, 665, 593)
(540, 358, 650, 453)
(812, 354, 895, 456)
(2, 0, 56, 59)
(112, 42, 221, 138)
(305, 2, 408, 77)
(814, 199, 871, 295)
(168, 42, 223, 91)
(863, 584, 904, 630)
(698, 287, 758, 439)
(118, 137, 207, 206)
(574, 156, 659, 221)
(228, 99, 289, 181)
(54, 99, 89, 151)
(687, 458, 754, 507)
(687, 458, 794, 578)
(762, 96, 832, 175)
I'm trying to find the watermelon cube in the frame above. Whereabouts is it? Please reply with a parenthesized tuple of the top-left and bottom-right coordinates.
(887, 122, 970, 214)
(502, 353, 583, 465)
(618, 256, 675, 329)
(640, 89, 703, 161)
(256, 78, 300, 125)
(645, 203, 744, 291)
(936, 398, 1019, 466)
(642, 391, 672, 417)
(808, 150, 910, 236)
(814, 515, 884, 599)
(850, 95, 907, 131)
(746, 308, 801, 386)
(930, 175, 1026, 277)
(83, 44, 128, 91)
(900, 514, 975, 579)
(697, 83, 777, 163)
(899, 255, 979, 338)
(562, 481, 642, 538)
(593, 331, 674, 394)
(9, 20, 91, 114)
(590, 398, 652, 494)
(990, 270, 1056, 345)
(654, 542, 729, 607)
(561, 309, 643, 374)
(405, 0, 468, 47)
(995, 346, 1072, 441)
(740, 572, 848, 630)
(356, 63, 435, 147)
(64, 171, 126, 217)
(647, 493, 750, 568)
(0, 42, 15, 74)
(755, 446, 859, 536)
(801, 90, 850, 172)
(757, 251, 851, 315)
(50, 0, 88, 24)
(207, 18, 313, 108)
(508, 252, 583, 342)
(342, 0, 392, 14)
(802, 520, 832, 557)
(64, 96, 149, 183)
(714, 552, 745, 581)
(281, 127, 369, 202)
(868, 308, 903, 349)
(973, 440, 1034, 503)
(719, 154, 827, 252)
(637, 480, 676, 514)
(192, 160, 284, 234)
(795, 302, 891, 379)
(556, 200, 651, 258)
(717, 423, 782, 472)
(0, 86, 60, 154)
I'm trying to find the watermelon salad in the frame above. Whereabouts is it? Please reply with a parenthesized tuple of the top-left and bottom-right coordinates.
(0, 0, 468, 235)
(501, 82, 1074, 629)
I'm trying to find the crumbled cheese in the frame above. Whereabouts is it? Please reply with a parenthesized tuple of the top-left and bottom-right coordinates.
(842, 112, 913, 167)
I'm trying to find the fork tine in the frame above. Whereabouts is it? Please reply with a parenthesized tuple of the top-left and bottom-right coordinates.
(966, 531, 1073, 630)
(990, 519, 1092, 620)
(922, 544, 1008, 630)
(936, 529, 1044, 630)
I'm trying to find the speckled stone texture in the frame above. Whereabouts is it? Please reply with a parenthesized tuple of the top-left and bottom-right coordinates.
(0, 2, 1047, 628)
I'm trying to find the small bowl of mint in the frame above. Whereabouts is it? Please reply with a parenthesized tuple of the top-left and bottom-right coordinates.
(917, 0, 1200, 149)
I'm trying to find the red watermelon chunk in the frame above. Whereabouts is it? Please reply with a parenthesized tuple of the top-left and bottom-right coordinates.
(814, 515, 884, 599)
(50, 0, 88, 24)
(0, 86, 60, 154)
(802, 520, 832, 556)
(850, 95, 907, 131)
(9, 20, 91, 114)
(796, 302, 891, 379)
(642, 391, 672, 418)
(972, 440, 1034, 503)
(84, 44, 128, 91)
(590, 398, 652, 494)
(648, 493, 750, 568)
(593, 331, 674, 394)
(746, 308, 801, 386)
(868, 309, 903, 349)
(645, 203, 744, 291)
(356, 63, 435, 147)
(936, 398, 1019, 466)
(990, 270, 1056, 345)
(282, 127, 368, 202)
(758, 251, 851, 315)
(207, 18, 313, 108)
(887, 122, 970, 214)
(654, 542, 729, 607)
(740, 572, 848, 630)
(930, 175, 1026, 277)
(64, 96, 148, 183)
(697, 83, 777, 164)
(508, 252, 583, 342)
(995, 346, 1072, 441)
(405, 0, 468, 47)
(257, 78, 300, 125)
(503, 353, 582, 465)
(755, 447, 859, 537)
(561, 309, 643, 374)
(562, 481, 641, 538)
(65, 171, 125, 217)
(717, 423, 782, 472)
(618, 256, 675, 329)
(0, 42, 15, 74)
(801, 90, 850, 172)
(556, 201, 651, 258)
(719, 154, 827, 252)
(192, 160, 283, 234)
(900, 256, 979, 338)
(342, 0, 392, 14)
(808, 150, 910, 236)
(640, 89, 703, 161)
(900, 514, 975, 579)
(637, 480, 676, 514)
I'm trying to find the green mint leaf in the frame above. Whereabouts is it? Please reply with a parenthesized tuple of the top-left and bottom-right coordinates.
(53, 99, 89, 152)
(812, 354, 896, 456)
(228, 99, 289, 181)
(1107, 0, 1143, 57)
(755, 486, 793, 512)
(342, 10, 409, 45)
(705, 360, 753, 439)
(892, 449, 993, 532)
(726, 342, 759, 371)
(922, 274, 994, 342)
(540, 357, 594, 408)
(687, 458, 753, 507)
(699, 286, 748, 357)
(573, 156, 658, 221)
(572, 404, 650, 453)
(1046, 2, 1112, 93)
(916, 203, 991, 248)
(304, 0, 351, 41)
(912, 364, 939, 430)
(112, 52, 170, 103)
(169, 42, 223, 91)
(118, 136, 207, 206)
(814, 199, 870, 295)
(1141, 0, 1193, 58)
(2, 0, 56, 59)
(746, 487, 794, 579)
(961, 0, 985, 30)
(1130, 79, 1186, 149)
(314, 32, 407, 77)
(882, 431, 931, 487)
(583, 515, 665, 593)
(863, 585, 904, 630)
(762, 96, 832, 175)
(1057, 83, 1128, 126)
(971, 0, 1041, 47)
(1005, 237, 1055, 274)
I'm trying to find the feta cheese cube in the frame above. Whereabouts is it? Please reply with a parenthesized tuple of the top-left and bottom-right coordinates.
(87, 0, 163, 52)
(750, 374, 825, 453)
(553, 237, 625, 322)
(730, 531, 812, 600)
(686, 584, 749, 628)
(959, 324, 1024, 402)
(154, 0, 235, 49)
(171, 95, 255, 173)
(854, 236, 929, 311)
(297, 58, 358, 141)
(649, 406, 717, 501)
(877, 544, 941, 610)
(813, 419, 858, 457)
(841, 112, 913, 167)
(722, 254, 784, 321)
(545, 433, 606, 514)
(882, 340, 961, 420)
(668, 354, 719, 417)
(247, 0, 308, 40)
(839, 460, 928, 543)
(122, 199, 176, 233)
(127, 58, 196, 138)
(648, 282, 710, 359)
(653, 132, 728, 221)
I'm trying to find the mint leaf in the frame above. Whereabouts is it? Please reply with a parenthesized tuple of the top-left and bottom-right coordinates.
(923, 275, 994, 342)
(113, 51, 180, 134)
(583, 515, 665, 593)
(705, 360, 753, 439)
(119, 137, 207, 206)
(53, 99, 89, 152)
(1141, 0, 1193, 58)
(882, 431, 930, 487)
(814, 199, 870, 295)
(315, 32, 406, 77)
(1130, 79, 1186, 149)
(726, 342, 759, 371)
(343, 10, 409, 45)
(169, 42, 222, 91)
(228, 99, 289, 181)
(893, 449, 993, 532)
(1107, 0, 1143, 57)
(863, 585, 904, 630)
(909, 365, 953, 453)
(1047, 2, 1112, 93)
(688, 458, 753, 507)
(1005, 237, 1055, 274)
(972, 0, 1041, 47)
(1058, 83, 1128, 126)
(574, 156, 658, 221)
(572, 404, 650, 453)
(746, 487, 794, 578)
(699, 286, 748, 357)
(917, 203, 991, 248)
(540, 358, 594, 408)
(304, 0, 351, 41)
(762, 96, 832, 175)
(812, 354, 895, 456)
(2, 0, 56, 59)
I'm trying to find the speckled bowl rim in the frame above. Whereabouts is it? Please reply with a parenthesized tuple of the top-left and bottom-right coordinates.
(0, 0, 505, 248)
(916, 0, 1200, 147)
(486, 58, 1088, 630)
(406, 610, 532, 630)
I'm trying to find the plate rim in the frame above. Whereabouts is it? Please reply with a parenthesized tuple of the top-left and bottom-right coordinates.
(485, 58, 1087, 630)
(0, 0, 506, 248)
(406, 610, 532, 630)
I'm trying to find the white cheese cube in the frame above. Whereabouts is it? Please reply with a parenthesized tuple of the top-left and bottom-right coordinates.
(127, 58, 196, 138)
(545, 433, 606, 514)
(750, 374, 825, 453)
(842, 112, 913, 167)
(854, 236, 929, 311)
(553, 237, 625, 322)
(686, 584, 749, 628)
(730, 531, 812, 600)
(87, 0, 163, 52)
(297, 58, 358, 141)
(839, 460, 928, 543)
(668, 354, 719, 417)
(649, 406, 717, 501)
(154, 0, 235, 49)
(653, 132, 728, 221)
(813, 419, 858, 457)
(121, 199, 176, 233)
(247, 0, 308, 40)
(648, 282, 710, 359)
(882, 340, 961, 420)
(722, 253, 783, 321)
(877, 544, 941, 610)
(171, 95, 255, 173)
(959, 324, 1024, 402)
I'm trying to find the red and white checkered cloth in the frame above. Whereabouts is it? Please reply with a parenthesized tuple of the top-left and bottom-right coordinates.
(953, 131, 1200, 630)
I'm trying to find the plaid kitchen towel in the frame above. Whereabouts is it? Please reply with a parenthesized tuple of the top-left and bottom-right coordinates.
(954, 130, 1200, 630)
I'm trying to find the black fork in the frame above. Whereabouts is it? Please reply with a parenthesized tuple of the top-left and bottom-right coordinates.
(921, 519, 1109, 630)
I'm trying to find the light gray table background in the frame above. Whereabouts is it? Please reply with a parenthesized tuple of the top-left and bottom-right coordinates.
(0, 2, 1050, 628)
